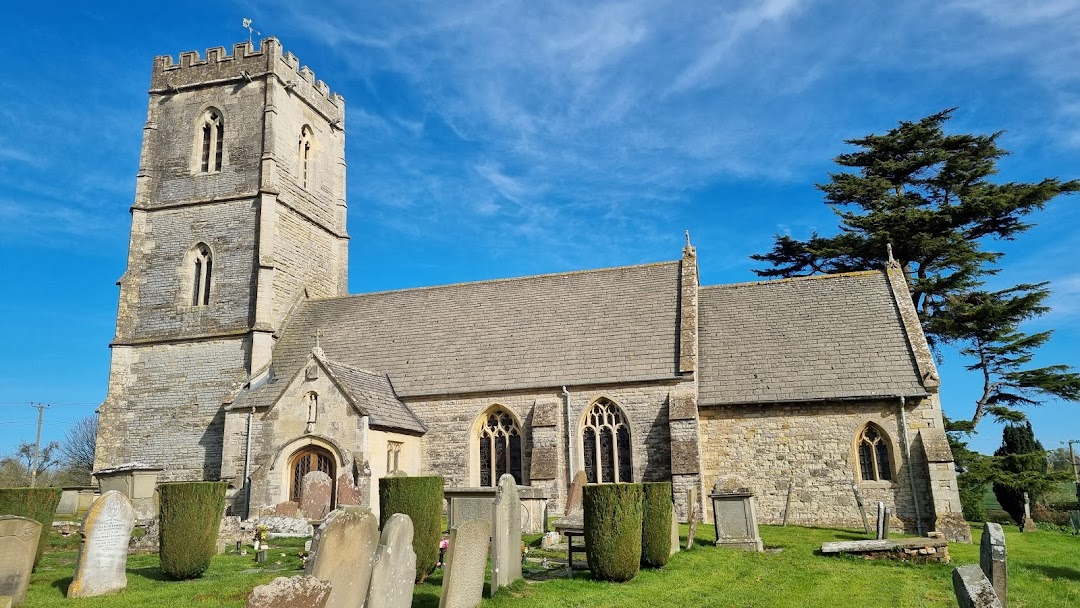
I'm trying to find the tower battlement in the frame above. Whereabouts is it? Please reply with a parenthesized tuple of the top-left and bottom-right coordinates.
(150, 37, 345, 112)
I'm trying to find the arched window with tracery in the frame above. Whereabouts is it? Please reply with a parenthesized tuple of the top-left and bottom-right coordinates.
(581, 398, 632, 484)
(199, 109, 224, 173)
(190, 243, 212, 306)
(857, 423, 893, 481)
(477, 408, 522, 486)
(298, 126, 314, 189)
(288, 445, 335, 502)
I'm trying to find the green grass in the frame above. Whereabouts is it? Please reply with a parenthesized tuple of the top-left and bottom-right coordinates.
(22, 523, 1080, 607)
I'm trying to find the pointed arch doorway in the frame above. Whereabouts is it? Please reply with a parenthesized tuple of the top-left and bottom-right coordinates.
(288, 445, 336, 506)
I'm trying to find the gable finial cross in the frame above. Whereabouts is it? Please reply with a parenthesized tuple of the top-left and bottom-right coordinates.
(314, 328, 322, 349)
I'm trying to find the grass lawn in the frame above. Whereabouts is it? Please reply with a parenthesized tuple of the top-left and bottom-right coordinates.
(23, 522, 1080, 607)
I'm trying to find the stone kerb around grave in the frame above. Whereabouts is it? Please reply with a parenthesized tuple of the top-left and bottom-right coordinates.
(305, 508, 379, 608)
(68, 490, 137, 598)
(0, 515, 41, 606)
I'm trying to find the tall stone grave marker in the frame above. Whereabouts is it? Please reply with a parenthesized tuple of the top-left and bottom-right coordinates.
(246, 575, 331, 608)
(439, 519, 489, 608)
(305, 508, 379, 608)
(875, 502, 890, 540)
(366, 514, 416, 608)
(669, 501, 680, 556)
(0, 516, 41, 606)
(564, 470, 588, 516)
(980, 522, 1007, 608)
(68, 491, 136, 598)
(1020, 493, 1037, 532)
(685, 486, 698, 549)
(953, 564, 1003, 608)
(490, 474, 522, 596)
(300, 471, 333, 520)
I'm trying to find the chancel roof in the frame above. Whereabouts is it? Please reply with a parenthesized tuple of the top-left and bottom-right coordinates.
(272, 261, 683, 398)
(697, 270, 929, 406)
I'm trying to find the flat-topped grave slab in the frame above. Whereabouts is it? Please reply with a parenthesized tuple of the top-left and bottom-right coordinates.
(821, 537, 950, 563)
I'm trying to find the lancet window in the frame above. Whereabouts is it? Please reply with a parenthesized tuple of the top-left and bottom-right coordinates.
(200, 109, 224, 173)
(190, 244, 212, 306)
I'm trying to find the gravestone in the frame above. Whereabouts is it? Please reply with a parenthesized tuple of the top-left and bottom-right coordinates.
(300, 471, 333, 520)
(246, 575, 331, 608)
(305, 509, 379, 608)
(953, 564, 1003, 608)
(438, 519, 489, 608)
(669, 501, 680, 556)
(490, 474, 522, 596)
(366, 514, 416, 608)
(980, 522, 1007, 608)
(686, 486, 699, 550)
(708, 477, 763, 552)
(0, 516, 41, 606)
(1070, 510, 1080, 533)
(875, 502, 889, 540)
(1020, 493, 1037, 532)
(564, 470, 588, 516)
(68, 491, 137, 598)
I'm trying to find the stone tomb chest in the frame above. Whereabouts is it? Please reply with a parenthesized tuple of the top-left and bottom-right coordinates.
(708, 477, 763, 552)
(445, 486, 548, 533)
(95, 463, 162, 520)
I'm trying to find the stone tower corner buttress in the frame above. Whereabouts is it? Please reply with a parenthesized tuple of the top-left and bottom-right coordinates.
(97, 38, 350, 481)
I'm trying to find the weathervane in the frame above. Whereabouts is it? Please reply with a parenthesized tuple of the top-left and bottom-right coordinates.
(242, 18, 261, 44)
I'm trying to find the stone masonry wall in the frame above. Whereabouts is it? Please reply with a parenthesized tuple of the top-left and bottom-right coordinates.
(95, 338, 250, 481)
(404, 380, 689, 514)
(698, 398, 940, 533)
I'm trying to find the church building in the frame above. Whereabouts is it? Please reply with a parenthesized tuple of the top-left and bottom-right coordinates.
(95, 38, 968, 541)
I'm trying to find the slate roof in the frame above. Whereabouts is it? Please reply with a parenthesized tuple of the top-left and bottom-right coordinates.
(270, 261, 682, 398)
(697, 270, 928, 406)
(320, 358, 426, 434)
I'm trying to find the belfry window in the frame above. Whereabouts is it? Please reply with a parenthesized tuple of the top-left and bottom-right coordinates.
(298, 126, 314, 189)
(477, 408, 522, 486)
(857, 423, 893, 481)
(200, 109, 224, 173)
(191, 244, 212, 306)
(387, 441, 402, 473)
(581, 398, 632, 484)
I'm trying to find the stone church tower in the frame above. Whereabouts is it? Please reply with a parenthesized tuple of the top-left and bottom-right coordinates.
(95, 39, 349, 481)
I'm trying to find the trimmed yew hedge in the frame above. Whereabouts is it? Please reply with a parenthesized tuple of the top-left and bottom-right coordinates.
(641, 481, 673, 567)
(379, 475, 443, 583)
(584, 483, 643, 582)
(0, 487, 62, 567)
(158, 481, 227, 579)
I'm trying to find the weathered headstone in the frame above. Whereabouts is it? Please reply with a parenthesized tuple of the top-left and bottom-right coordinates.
(0, 516, 41, 606)
(980, 522, 1007, 608)
(851, 482, 871, 534)
(1020, 493, 1037, 532)
(438, 519, 489, 608)
(686, 486, 699, 550)
(68, 491, 137, 598)
(366, 514, 416, 608)
(305, 509, 379, 608)
(246, 575, 331, 608)
(708, 477, 763, 552)
(300, 471, 333, 520)
(953, 564, 1004, 608)
(669, 501, 680, 556)
(875, 502, 890, 540)
(564, 470, 588, 516)
(490, 474, 522, 596)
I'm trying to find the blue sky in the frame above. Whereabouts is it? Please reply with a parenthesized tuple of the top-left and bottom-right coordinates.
(0, 1, 1077, 459)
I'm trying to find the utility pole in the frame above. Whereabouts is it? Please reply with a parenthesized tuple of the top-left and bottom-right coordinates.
(30, 403, 48, 488)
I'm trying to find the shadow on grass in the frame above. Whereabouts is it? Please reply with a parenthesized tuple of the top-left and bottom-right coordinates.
(50, 576, 73, 596)
(412, 593, 440, 608)
(129, 566, 173, 582)
(1027, 564, 1080, 582)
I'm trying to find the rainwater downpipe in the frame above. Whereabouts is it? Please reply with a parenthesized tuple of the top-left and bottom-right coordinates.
(242, 408, 254, 520)
(897, 396, 925, 536)
(562, 386, 575, 484)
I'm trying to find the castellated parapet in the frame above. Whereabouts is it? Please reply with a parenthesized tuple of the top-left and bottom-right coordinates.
(151, 37, 344, 123)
